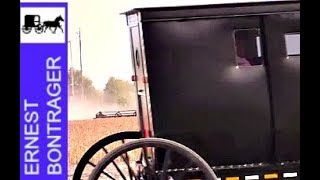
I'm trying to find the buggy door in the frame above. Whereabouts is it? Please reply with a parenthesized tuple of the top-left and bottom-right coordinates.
(263, 12, 300, 162)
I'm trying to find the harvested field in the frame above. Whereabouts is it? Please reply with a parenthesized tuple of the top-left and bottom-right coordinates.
(68, 117, 139, 166)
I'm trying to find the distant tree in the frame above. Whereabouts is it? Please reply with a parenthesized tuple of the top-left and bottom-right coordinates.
(103, 77, 136, 107)
(68, 68, 102, 102)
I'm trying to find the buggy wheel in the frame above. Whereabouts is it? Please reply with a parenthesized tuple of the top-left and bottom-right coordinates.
(35, 25, 43, 34)
(22, 25, 32, 34)
(73, 131, 142, 180)
(89, 138, 218, 180)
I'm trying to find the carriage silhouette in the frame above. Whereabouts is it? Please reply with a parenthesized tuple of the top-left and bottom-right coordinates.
(73, 0, 300, 179)
(22, 15, 64, 34)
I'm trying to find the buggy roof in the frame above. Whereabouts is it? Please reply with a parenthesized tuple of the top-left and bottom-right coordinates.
(121, 0, 299, 14)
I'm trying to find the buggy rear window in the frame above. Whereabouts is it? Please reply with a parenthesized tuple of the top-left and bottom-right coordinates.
(234, 29, 263, 67)
(285, 33, 300, 56)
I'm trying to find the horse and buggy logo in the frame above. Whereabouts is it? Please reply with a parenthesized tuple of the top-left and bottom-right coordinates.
(22, 15, 64, 34)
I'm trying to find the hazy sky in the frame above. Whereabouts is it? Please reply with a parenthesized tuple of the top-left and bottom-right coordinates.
(68, 0, 135, 91)
(67, 0, 233, 91)
(22, 0, 281, 90)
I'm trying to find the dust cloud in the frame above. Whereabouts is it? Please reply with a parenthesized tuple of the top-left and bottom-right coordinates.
(68, 96, 137, 121)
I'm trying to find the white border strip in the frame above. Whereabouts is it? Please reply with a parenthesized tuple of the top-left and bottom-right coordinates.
(283, 172, 298, 178)
(245, 175, 260, 180)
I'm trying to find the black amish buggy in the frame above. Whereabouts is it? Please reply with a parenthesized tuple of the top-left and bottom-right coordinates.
(74, 0, 300, 179)
(22, 15, 43, 34)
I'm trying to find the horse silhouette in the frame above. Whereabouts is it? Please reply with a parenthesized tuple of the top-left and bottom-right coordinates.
(43, 15, 64, 34)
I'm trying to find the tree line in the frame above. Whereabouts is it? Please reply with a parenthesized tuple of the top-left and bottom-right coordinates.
(68, 68, 136, 107)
